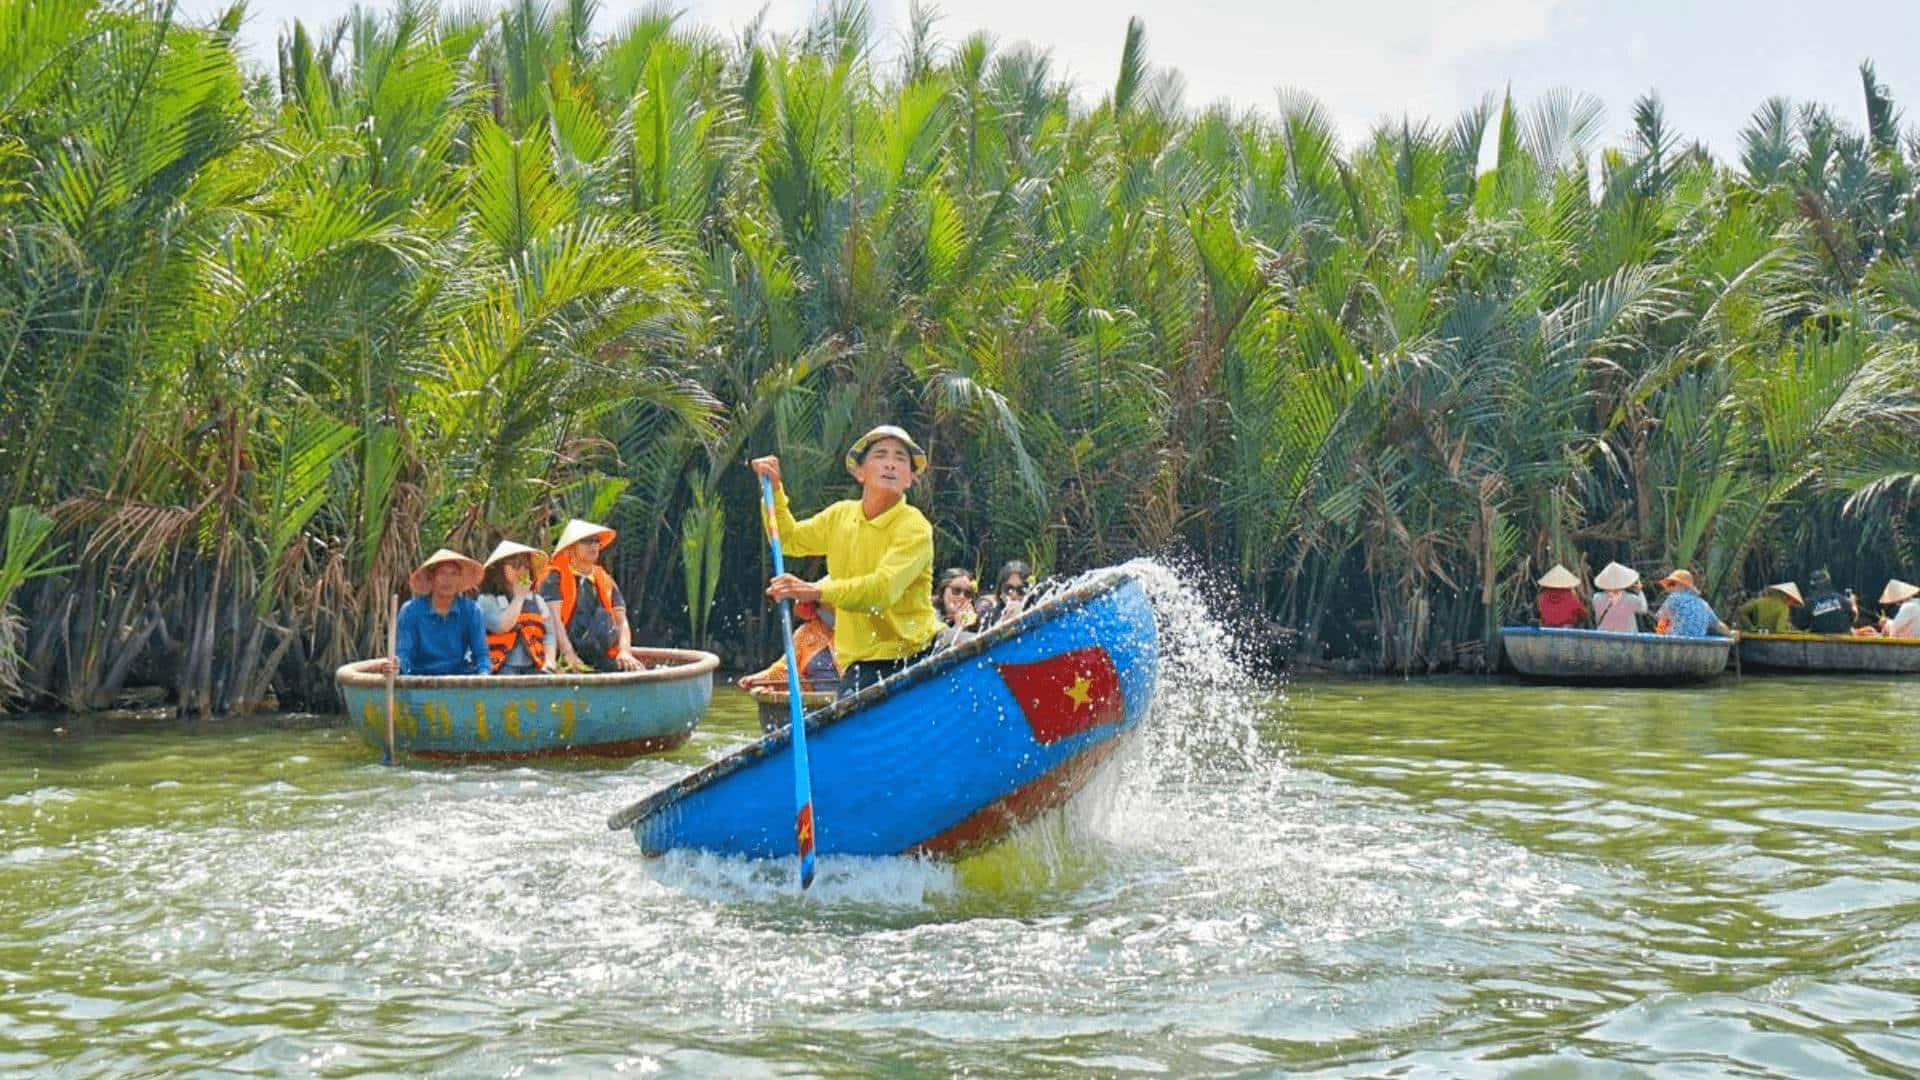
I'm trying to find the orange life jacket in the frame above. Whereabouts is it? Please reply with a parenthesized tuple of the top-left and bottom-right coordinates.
(486, 596, 549, 672)
(549, 554, 620, 658)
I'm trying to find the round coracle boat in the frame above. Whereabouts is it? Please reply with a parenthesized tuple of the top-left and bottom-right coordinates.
(1502, 626, 1732, 683)
(1736, 632, 1920, 674)
(610, 568, 1158, 861)
(746, 684, 838, 733)
(335, 647, 718, 760)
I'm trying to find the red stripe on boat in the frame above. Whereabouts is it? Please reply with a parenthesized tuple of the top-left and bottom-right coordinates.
(907, 737, 1125, 858)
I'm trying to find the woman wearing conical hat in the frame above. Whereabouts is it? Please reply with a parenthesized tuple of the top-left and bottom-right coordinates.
(1535, 564, 1589, 629)
(1591, 562, 1648, 633)
(387, 549, 490, 675)
(477, 540, 584, 675)
(537, 519, 642, 672)
(1878, 578, 1920, 638)
(1735, 581, 1801, 635)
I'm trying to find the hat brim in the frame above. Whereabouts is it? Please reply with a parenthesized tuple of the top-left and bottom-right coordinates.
(552, 519, 617, 559)
(409, 554, 484, 595)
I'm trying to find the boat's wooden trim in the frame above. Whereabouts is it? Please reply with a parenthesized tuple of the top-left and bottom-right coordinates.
(606, 569, 1138, 832)
(334, 647, 718, 690)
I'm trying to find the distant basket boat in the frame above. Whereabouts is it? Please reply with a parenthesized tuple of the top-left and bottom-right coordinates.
(335, 647, 717, 760)
(608, 568, 1159, 861)
(1502, 626, 1732, 682)
(1736, 632, 1920, 674)
(745, 684, 837, 733)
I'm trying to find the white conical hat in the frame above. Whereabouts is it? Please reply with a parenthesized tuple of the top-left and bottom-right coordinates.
(551, 518, 616, 559)
(1881, 578, 1919, 605)
(1767, 581, 1804, 606)
(482, 540, 548, 579)
(1594, 562, 1638, 590)
(1536, 564, 1580, 589)
(408, 548, 483, 594)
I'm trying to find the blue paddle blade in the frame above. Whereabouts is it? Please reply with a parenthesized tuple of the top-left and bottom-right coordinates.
(762, 471, 819, 892)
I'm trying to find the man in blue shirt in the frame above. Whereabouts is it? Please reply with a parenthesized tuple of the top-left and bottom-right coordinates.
(390, 549, 490, 675)
(1654, 569, 1732, 638)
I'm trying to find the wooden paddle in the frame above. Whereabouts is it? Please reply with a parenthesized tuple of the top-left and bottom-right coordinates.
(384, 593, 399, 765)
(760, 473, 818, 889)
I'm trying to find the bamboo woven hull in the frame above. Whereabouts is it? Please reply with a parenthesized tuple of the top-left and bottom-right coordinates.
(1502, 627, 1731, 682)
(1736, 633, 1920, 674)
(610, 570, 1159, 860)
(335, 648, 717, 759)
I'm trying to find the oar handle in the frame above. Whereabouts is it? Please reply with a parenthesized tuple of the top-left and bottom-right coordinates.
(761, 473, 817, 889)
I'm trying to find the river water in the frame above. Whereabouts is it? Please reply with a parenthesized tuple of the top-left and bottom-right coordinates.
(3, 584, 1918, 1074)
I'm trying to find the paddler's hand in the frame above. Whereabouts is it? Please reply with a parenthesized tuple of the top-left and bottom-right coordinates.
(614, 650, 644, 672)
(767, 573, 822, 604)
(371, 658, 397, 675)
(749, 455, 782, 489)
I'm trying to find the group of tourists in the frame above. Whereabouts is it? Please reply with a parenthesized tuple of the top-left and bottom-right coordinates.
(1532, 561, 1920, 639)
(385, 519, 641, 677)
(1732, 571, 1920, 637)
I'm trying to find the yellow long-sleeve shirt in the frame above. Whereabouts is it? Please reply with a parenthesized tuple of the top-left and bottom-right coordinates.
(774, 487, 940, 665)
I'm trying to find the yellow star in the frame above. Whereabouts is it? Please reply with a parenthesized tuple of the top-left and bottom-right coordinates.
(1063, 674, 1093, 710)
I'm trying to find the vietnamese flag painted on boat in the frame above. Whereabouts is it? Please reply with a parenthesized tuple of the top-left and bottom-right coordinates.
(996, 646, 1126, 744)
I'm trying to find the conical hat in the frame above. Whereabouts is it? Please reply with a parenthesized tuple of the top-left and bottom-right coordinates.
(409, 549, 483, 595)
(551, 518, 616, 559)
(1880, 578, 1919, 605)
(1594, 562, 1639, 590)
(1659, 568, 1696, 590)
(1536, 564, 1579, 589)
(1767, 581, 1804, 606)
(482, 540, 548, 581)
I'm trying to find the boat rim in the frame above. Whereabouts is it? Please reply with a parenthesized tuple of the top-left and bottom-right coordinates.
(1738, 631, 1920, 648)
(335, 646, 719, 690)
(1501, 626, 1734, 648)
(606, 567, 1146, 832)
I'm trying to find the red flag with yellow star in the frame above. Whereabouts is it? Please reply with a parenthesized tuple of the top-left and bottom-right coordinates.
(996, 646, 1126, 744)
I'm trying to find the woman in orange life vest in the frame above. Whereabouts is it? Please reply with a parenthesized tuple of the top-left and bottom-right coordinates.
(476, 541, 584, 675)
(537, 519, 644, 673)
(737, 592, 839, 693)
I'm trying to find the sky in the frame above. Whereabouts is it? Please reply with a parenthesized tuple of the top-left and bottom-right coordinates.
(215, 0, 1920, 164)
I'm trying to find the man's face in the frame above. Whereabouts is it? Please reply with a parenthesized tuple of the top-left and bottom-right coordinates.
(855, 439, 916, 496)
(430, 563, 466, 594)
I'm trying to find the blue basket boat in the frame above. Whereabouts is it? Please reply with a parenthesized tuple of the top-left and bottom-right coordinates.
(608, 569, 1160, 860)
(1502, 626, 1732, 683)
(335, 647, 718, 760)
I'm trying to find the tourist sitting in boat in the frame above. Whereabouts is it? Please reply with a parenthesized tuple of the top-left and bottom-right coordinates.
(738, 596, 839, 693)
(1878, 579, 1920, 638)
(1535, 564, 1588, 628)
(539, 519, 644, 673)
(1653, 569, 1731, 638)
(934, 567, 981, 648)
(1591, 562, 1648, 632)
(478, 540, 583, 675)
(1797, 570, 1854, 635)
(976, 559, 1033, 629)
(751, 424, 942, 700)
(388, 549, 490, 675)
(1735, 581, 1801, 634)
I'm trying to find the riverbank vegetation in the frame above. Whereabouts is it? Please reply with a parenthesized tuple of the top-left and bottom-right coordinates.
(4, 0, 1919, 710)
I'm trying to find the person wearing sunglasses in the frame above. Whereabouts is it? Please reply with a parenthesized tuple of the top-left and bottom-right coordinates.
(931, 567, 982, 649)
(976, 559, 1033, 630)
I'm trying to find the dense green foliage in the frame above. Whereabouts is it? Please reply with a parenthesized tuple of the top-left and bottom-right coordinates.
(4, 0, 1920, 709)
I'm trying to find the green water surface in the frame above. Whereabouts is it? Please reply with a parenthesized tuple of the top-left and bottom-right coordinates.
(2, 677, 1917, 1075)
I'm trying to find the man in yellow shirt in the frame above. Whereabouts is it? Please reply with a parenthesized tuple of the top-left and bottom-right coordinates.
(751, 425, 943, 698)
